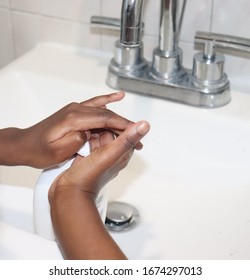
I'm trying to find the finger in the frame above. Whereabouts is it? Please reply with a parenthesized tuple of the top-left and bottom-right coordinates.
(50, 107, 134, 143)
(88, 127, 143, 150)
(96, 121, 150, 166)
(89, 133, 101, 152)
(50, 131, 88, 162)
(98, 130, 115, 147)
(66, 121, 149, 186)
(134, 141, 143, 150)
(81, 92, 125, 108)
(66, 108, 134, 136)
(89, 131, 114, 151)
(116, 121, 150, 153)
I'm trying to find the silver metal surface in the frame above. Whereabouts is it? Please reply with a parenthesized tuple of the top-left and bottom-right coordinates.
(107, 67, 230, 108)
(90, 16, 120, 30)
(192, 52, 225, 82)
(90, 15, 145, 32)
(159, 0, 180, 53)
(120, 0, 144, 46)
(113, 40, 147, 73)
(192, 31, 250, 96)
(151, 0, 184, 80)
(105, 201, 140, 232)
(90, 1, 250, 107)
(195, 31, 250, 54)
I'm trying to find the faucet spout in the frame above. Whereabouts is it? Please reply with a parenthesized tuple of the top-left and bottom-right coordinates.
(120, 0, 144, 46)
(159, 0, 186, 53)
(151, 0, 185, 80)
(160, 0, 179, 53)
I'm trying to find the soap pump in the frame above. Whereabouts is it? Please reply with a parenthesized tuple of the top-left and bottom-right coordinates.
(33, 142, 109, 240)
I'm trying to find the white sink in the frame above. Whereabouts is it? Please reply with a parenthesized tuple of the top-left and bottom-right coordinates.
(0, 43, 250, 259)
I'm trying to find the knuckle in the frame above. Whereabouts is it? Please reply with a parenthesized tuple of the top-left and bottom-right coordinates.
(121, 135, 135, 150)
(100, 109, 113, 122)
(74, 131, 87, 145)
(64, 110, 79, 123)
(66, 102, 79, 110)
(64, 102, 80, 118)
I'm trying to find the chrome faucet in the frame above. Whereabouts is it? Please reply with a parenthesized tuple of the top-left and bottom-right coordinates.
(91, 0, 250, 108)
(120, 0, 143, 46)
(151, 0, 185, 81)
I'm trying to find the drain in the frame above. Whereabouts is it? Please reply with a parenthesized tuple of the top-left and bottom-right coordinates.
(105, 201, 140, 232)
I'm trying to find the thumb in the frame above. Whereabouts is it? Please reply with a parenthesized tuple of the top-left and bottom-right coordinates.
(99, 121, 150, 165)
(66, 121, 150, 187)
(116, 121, 150, 152)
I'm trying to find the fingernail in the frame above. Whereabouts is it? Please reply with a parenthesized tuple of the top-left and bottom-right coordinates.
(115, 91, 125, 95)
(136, 121, 150, 135)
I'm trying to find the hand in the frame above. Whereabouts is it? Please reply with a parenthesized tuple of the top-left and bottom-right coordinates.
(48, 120, 150, 260)
(49, 120, 150, 200)
(0, 92, 141, 168)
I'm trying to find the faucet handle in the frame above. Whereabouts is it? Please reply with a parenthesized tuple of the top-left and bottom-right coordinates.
(90, 16, 121, 30)
(193, 31, 250, 85)
(91, 16, 144, 34)
(195, 31, 250, 55)
(91, 14, 146, 75)
(192, 31, 228, 85)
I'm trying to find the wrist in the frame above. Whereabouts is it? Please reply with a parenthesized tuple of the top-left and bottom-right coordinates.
(49, 183, 96, 208)
(0, 127, 30, 166)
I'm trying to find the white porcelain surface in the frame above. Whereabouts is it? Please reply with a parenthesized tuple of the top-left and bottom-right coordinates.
(0, 184, 33, 233)
(0, 184, 63, 259)
(0, 44, 250, 259)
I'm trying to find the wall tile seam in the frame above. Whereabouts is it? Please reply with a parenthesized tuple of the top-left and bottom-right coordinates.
(209, 0, 214, 31)
(99, 0, 103, 15)
(8, 7, 17, 60)
(0, 6, 9, 10)
(9, 9, 92, 25)
(0, 5, 16, 60)
(179, 38, 195, 45)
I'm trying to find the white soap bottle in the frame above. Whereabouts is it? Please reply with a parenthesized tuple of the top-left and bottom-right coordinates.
(33, 142, 109, 240)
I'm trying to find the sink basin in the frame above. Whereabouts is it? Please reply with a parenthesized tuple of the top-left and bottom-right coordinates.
(0, 43, 250, 259)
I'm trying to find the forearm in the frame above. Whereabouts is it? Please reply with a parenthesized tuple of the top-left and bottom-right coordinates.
(0, 128, 30, 166)
(50, 187, 127, 260)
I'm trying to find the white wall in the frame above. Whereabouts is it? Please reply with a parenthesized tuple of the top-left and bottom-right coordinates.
(0, 0, 249, 78)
